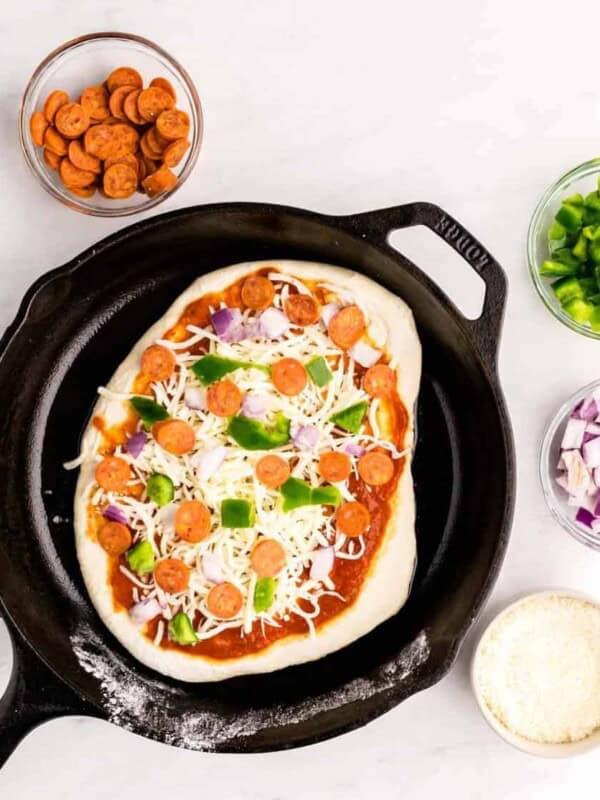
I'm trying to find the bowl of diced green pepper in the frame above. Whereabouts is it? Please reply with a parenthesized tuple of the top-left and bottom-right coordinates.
(528, 159, 600, 337)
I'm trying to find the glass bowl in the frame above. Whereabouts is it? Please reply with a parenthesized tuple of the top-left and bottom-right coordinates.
(540, 377, 600, 550)
(527, 159, 600, 339)
(19, 32, 202, 217)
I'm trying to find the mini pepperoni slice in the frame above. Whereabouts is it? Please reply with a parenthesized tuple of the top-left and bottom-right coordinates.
(363, 364, 396, 398)
(318, 451, 352, 483)
(95, 455, 132, 492)
(140, 129, 162, 160)
(97, 521, 132, 556)
(83, 124, 116, 159)
(43, 148, 61, 170)
(336, 501, 371, 538)
(152, 419, 196, 455)
(109, 84, 137, 120)
(43, 127, 68, 156)
(250, 538, 286, 577)
(80, 85, 110, 121)
(206, 379, 242, 417)
(174, 500, 211, 543)
(155, 558, 190, 593)
(104, 152, 138, 174)
(68, 184, 96, 199)
(43, 89, 69, 123)
(103, 163, 137, 199)
(271, 358, 307, 396)
(358, 451, 394, 486)
(30, 111, 48, 147)
(137, 86, 175, 123)
(111, 123, 140, 155)
(123, 89, 145, 125)
(54, 102, 90, 138)
(141, 344, 176, 381)
(328, 305, 366, 350)
(141, 164, 178, 197)
(284, 294, 320, 326)
(147, 125, 168, 154)
(150, 76, 176, 100)
(255, 455, 290, 489)
(107, 66, 143, 93)
(156, 108, 190, 141)
(68, 139, 101, 173)
(240, 275, 275, 310)
(162, 138, 190, 168)
(59, 158, 96, 188)
(206, 582, 243, 619)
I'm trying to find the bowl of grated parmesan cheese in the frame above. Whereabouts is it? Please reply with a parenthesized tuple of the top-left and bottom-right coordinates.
(472, 591, 600, 757)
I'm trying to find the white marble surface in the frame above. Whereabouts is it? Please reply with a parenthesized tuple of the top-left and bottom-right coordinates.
(2, 0, 600, 795)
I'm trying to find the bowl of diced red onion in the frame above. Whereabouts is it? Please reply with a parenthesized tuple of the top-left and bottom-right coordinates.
(540, 378, 600, 549)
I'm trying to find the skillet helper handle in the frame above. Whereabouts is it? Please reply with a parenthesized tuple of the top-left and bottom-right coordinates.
(341, 202, 507, 372)
(0, 618, 96, 770)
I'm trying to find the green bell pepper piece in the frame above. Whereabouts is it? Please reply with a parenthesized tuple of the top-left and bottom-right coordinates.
(590, 240, 600, 265)
(552, 276, 585, 305)
(584, 192, 600, 226)
(330, 401, 368, 434)
(539, 259, 578, 277)
(590, 306, 600, 331)
(554, 248, 581, 270)
(126, 540, 155, 574)
(221, 498, 255, 527)
(572, 233, 589, 262)
(280, 477, 341, 512)
(579, 277, 598, 297)
(583, 225, 600, 240)
(563, 298, 593, 323)
(254, 577, 277, 612)
(586, 292, 600, 305)
(227, 412, 291, 450)
(130, 396, 169, 429)
(548, 220, 566, 241)
(555, 201, 584, 232)
(146, 473, 175, 507)
(306, 356, 333, 387)
(563, 193, 584, 207)
(168, 611, 198, 645)
(191, 354, 269, 386)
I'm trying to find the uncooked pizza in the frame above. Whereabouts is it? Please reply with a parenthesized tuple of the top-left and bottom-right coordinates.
(69, 260, 421, 681)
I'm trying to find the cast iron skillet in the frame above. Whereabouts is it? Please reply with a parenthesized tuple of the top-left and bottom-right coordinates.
(0, 201, 514, 765)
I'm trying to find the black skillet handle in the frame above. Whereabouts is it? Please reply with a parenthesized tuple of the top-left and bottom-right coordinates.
(338, 202, 507, 371)
(0, 617, 98, 770)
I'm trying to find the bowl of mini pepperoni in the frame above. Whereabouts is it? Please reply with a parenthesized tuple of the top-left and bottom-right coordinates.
(20, 32, 202, 216)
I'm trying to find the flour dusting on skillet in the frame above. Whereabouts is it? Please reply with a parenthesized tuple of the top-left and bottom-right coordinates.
(71, 622, 429, 749)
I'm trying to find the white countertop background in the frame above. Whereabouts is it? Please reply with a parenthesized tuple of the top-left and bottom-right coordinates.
(2, 0, 600, 795)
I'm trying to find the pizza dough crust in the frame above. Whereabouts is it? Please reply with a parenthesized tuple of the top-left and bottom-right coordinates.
(74, 261, 421, 681)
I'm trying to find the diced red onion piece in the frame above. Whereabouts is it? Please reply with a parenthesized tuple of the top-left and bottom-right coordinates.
(241, 394, 267, 420)
(578, 397, 598, 421)
(211, 307, 242, 337)
(568, 492, 595, 509)
(348, 341, 382, 368)
(592, 518, 600, 534)
(291, 424, 319, 450)
(593, 467, 600, 488)
(310, 546, 335, 581)
(202, 552, 224, 584)
(561, 418, 586, 450)
(586, 422, 600, 435)
(583, 432, 599, 444)
(259, 308, 290, 339)
(125, 431, 147, 459)
(195, 446, 227, 481)
(555, 474, 569, 492)
(562, 450, 593, 496)
(321, 303, 339, 327)
(593, 495, 600, 517)
(103, 504, 128, 525)
(343, 441, 366, 457)
(185, 386, 207, 411)
(576, 507, 595, 528)
(583, 437, 600, 469)
(129, 597, 162, 626)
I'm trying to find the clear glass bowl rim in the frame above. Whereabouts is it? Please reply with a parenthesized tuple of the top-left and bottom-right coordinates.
(527, 158, 600, 340)
(18, 31, 202, 218)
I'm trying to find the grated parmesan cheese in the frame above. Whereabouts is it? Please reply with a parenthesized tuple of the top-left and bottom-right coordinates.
(475, 593, 600, 744)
